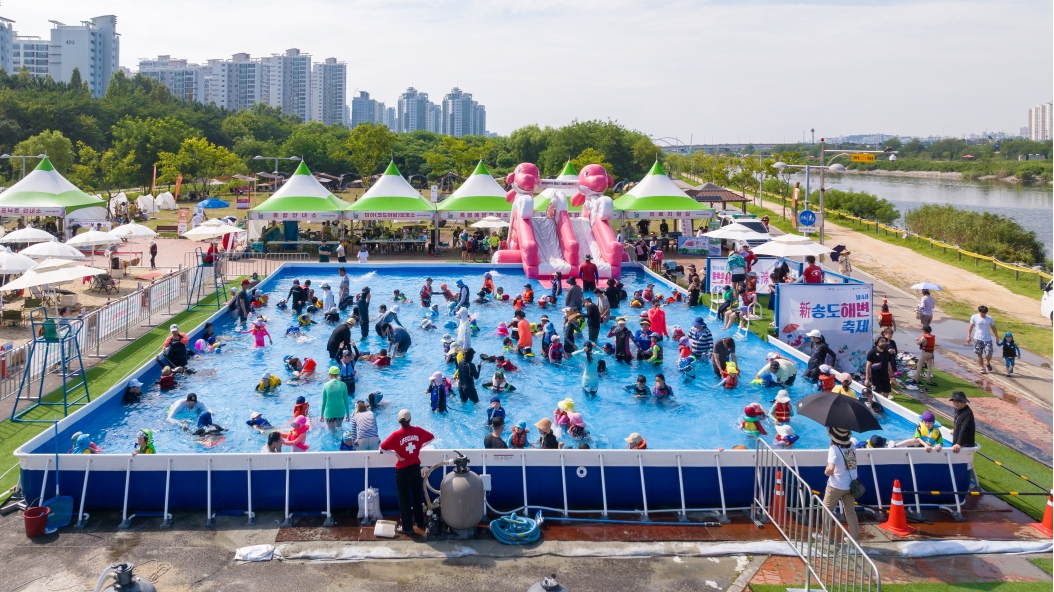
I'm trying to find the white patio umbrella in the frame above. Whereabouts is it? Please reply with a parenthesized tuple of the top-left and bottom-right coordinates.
(910, 282, 942, 291)
(0, 246, 38, 273)
(752, 234, 833, 258)
(63, 229, 122, 266)
(0, 227, 55, 244)
(109, 222, 158, 239)
(1, 260, 105, 291)
(19, 239, 86, 261)
(471, 216, 510, 229)
(702, 222, 770, 241)
(181, 224, 243, 241)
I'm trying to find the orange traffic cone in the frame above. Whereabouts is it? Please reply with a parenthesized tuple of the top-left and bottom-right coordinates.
(770, 469, 786, 519)
(1031, 490, 1053, 537)
(878, 479, 917, 536)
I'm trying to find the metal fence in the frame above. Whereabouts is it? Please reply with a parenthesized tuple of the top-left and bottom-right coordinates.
(752, 440, 881, 592)
(1, 252, 315, 404)
(0, 266, 199, 402)
(182, 251, 310, 279)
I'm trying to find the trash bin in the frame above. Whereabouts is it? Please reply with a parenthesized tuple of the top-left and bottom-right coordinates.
(23, 506, 50, 537)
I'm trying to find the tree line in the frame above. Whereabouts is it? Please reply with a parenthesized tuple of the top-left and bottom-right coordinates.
(0, 67, 663, 196)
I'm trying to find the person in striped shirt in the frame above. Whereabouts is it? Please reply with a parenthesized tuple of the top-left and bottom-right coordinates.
(346, 400, 380, 450)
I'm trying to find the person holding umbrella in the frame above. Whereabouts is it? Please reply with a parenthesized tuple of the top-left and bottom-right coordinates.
(823, 427, 860, 541)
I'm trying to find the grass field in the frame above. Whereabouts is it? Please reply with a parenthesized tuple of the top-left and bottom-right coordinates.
(0, 284, 237, 499)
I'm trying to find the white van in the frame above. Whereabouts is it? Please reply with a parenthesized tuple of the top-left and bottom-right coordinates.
(1042, 280, 1053, 324)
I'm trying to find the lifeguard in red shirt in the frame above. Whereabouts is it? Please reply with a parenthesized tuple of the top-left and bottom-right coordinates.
(380, 410, 435, 536)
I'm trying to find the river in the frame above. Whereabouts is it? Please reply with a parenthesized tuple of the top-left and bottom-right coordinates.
(789, 172, 1054, 256)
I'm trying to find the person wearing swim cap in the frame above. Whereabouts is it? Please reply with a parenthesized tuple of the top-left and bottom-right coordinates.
(184, 411, 225, 436)
(132, 429, 156, 456)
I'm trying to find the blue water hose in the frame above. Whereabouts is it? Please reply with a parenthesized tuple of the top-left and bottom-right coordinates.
(489, 512, 541, 545)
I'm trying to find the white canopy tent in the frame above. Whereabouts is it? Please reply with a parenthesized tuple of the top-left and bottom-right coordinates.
(136, 194, 157, 214)
(108, 192, 129, 215)
(155, 192, 177, 210)
(109, 222, 158, 239)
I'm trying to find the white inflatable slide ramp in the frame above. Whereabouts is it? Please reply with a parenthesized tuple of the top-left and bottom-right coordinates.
(531, 218, 572, 277)
(570, 218, 613, 278)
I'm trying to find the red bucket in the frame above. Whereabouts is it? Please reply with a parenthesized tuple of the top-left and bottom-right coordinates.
(23, 506, 50, 537)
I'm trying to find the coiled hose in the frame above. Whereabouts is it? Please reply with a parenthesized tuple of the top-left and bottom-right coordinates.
(489, 512, 540, 545)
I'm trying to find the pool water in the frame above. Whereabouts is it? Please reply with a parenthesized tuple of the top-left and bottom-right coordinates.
(74, 265, 916, 454)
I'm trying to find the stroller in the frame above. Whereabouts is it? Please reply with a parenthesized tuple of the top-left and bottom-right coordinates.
(662, 260, 685, 281)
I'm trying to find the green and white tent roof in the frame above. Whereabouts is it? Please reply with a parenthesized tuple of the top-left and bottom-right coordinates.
(437, 162, 510, 220)
(344, 162, 435, 221)
(613, 162, 714, 219)
(0, 157, 104, 216)
(250, 162, 348, 221)
(534, 161, 582, 216)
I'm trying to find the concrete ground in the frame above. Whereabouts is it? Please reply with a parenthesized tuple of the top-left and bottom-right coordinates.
(0, 511, 751, 592)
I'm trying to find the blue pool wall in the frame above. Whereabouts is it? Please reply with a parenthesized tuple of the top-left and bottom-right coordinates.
(16, 262, 974, 516)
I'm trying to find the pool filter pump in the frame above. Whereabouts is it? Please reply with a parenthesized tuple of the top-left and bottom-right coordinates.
(424, 451, 485, 538)
(96, 563, 157, 592)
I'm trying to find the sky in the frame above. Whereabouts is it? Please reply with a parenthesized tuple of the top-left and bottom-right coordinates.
(3, 0, 1051, 142)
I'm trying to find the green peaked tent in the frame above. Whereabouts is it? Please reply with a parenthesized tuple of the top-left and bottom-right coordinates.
(344, 162, 435, 221)
(534, 160, 582, 216)
(250, 161, 348, 221)
(613, 162, 714, 220)
(0, 157, 105, 216)
(436, 161, 510, 221)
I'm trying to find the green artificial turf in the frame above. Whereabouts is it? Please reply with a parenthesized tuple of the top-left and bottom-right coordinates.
(0, 286, 236, 498)
(890, 392, 1052, 520)
(750, 584, 1053, 592)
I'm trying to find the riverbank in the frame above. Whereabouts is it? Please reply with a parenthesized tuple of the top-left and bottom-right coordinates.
(844, 169, 964, 180)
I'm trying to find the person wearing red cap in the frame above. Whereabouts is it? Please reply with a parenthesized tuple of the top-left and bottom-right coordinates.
(380, 409, 434, 536)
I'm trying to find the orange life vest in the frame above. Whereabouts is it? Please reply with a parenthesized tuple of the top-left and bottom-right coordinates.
(921, 333, 935, 353)
(773, 401, 792, 423)
(818, 373, 835, 391)
(722, 369, 739, 389)
(879, 311, 894, 326)
(292, 402, 309, 418)
(630, 438, 647, 450)
(523, 288, 534, 303)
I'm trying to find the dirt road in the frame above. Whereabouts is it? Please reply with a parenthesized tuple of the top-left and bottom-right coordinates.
(757, 202, 1049, 326)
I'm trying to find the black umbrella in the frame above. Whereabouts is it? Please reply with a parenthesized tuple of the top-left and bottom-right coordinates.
(795, 392, 882, 433)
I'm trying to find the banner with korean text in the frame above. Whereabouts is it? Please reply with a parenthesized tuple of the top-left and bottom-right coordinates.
(775, 283, 873, 372)
(705, 257, 803, 293)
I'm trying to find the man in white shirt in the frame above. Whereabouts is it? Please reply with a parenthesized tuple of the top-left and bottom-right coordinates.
(335, 241, 346, 263)
(966, 305, 998, 374)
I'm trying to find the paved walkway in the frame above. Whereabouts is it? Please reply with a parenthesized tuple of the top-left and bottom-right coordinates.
(749, 554, 1052, 587)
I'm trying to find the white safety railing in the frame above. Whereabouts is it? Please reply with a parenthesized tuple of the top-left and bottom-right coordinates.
(752, 439, 881, 592)
(184, 251, 311, 279)
(1, 265, 206, 402)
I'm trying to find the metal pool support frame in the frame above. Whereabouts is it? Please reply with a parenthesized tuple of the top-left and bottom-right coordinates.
(14, 261, 977, 529)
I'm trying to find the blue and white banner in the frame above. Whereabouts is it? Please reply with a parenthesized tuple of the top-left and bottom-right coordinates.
(775, 283, 873, 373)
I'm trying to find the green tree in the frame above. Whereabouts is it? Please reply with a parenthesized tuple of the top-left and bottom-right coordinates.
(111, 116, 198, 186)
(440, 136, 480, 178)
(346, 123, 397, 184)
(11, 130, 74, 174)
(69, 141, 136, 197)
(630, 137, 663, 173)
(68, 67, 83, 90)
(421, 151, 450, 180)
(571, 147, 613, 176)
(157, 137, 246, 197)
(280, 121, 351, 174)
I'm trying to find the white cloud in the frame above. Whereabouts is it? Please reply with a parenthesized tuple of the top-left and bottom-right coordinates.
(4, 0, 1050, 140)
